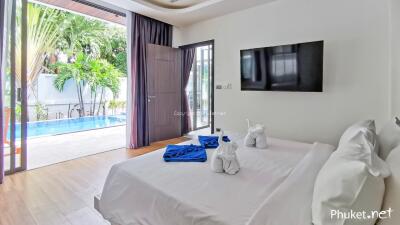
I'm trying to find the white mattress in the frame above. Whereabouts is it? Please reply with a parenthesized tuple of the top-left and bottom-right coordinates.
(99, 135, 334, 225)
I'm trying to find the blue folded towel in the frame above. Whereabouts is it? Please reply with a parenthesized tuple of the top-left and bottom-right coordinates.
(198, 135, 230, 149)
(163, 144, 207, 162)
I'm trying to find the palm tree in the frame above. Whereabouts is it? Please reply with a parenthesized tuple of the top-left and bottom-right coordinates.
(58, 15, 109, 57)
(94, 60, 121, 115)
(53, 53, 91, 117)
(15, 3, 62, 98)
(100, 27, 127, 74)
(88, 59, 121, 115)
(53, 53, 121, 117)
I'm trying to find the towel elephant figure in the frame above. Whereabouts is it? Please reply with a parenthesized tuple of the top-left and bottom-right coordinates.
(244, 119, 268, 149)
(211, 131, 240, 175)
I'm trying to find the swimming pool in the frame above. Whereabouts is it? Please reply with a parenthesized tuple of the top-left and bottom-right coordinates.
(9, 115, 126, 139)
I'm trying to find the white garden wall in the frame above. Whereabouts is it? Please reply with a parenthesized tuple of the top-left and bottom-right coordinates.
(27, 73, 127, 120)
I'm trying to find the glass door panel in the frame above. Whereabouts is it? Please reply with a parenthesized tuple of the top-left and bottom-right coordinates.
(3, 0, 27, 175)
(196, 46, 210, 128)
(186, 69, 195, 129)
(186, 44, 212, 131)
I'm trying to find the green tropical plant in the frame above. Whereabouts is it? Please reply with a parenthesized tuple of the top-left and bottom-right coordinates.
(52, 53, 91, 116)
(8, 3, 127, 121)
(35, 102, 48, 121)
(15, 103, 22, 122)
(89, 59, 122, 115)
(108, 100, 126, 115)
(57, 15, 109, 57)
(52, 53, 122, 116)
(100, 27, 127, 74)
(15, 3, 62, 98)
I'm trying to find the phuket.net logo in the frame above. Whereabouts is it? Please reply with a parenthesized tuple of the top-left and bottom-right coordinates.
(330, 208, 393, 220)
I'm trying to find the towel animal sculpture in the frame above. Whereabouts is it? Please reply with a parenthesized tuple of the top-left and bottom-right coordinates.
(211, 132, 240, 175)
(244, 119, 268, 149)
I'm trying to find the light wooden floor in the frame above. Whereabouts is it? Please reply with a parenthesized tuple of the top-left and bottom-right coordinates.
(0, 137, 189, 225)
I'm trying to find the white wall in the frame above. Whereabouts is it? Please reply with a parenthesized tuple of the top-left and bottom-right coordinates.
(28, 74, 127, 120)
(172, 26, 183, 48)
(391, 0, 400, 116)
(33, 74, 127, 105)
(177, 0, 391, 145)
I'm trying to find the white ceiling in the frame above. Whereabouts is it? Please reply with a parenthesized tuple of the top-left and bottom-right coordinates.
(141, 0, 210, 9)
(100, 0, 276, 27)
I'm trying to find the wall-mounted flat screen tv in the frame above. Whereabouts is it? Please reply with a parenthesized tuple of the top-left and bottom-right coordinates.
(240, 41, 323, 92)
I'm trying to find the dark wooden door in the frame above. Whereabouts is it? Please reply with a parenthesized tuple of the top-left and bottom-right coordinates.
(147, 44, 182, 142)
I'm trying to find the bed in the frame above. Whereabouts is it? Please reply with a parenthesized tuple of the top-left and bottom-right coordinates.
(96, 134, 335, 225)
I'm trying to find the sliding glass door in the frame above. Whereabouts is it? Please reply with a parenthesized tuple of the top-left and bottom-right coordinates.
(3, 0, 28, 175)
(186, 44, 213, 131)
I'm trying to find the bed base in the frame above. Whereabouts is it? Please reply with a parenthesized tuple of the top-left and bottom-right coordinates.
(94, 193, 101, 213)
(94, 194, 120, 225)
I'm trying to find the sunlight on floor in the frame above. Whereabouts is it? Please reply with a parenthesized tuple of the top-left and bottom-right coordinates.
(3, 126, 126, 170)
(186, 127, 212, 138)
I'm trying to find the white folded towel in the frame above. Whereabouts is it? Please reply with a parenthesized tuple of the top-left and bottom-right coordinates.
(210, 149, 224, 173)
(211, 131, 240, 175)
(244, 119, 268, 149)
(221, 143, 240, 175)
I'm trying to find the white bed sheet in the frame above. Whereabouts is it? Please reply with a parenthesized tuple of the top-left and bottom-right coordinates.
(99, 136, 334, 225)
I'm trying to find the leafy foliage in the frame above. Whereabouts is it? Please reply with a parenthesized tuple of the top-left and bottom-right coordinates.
(47, 5, 127, 116)
(21, 2, 127, 86)
(108, 100, 126, 115)
(89, 59, 122, 95)
(57, 15, 108, 57)
(100, 28, 127, 74)
(52, 53, 91, 116)
(53, 53, 91, 90)
(54, 10, 127, 73)
(35, 102, 48, 121)
(52, 53, 122, 116)
(12, 3, 127, 119)
(15, 3, 62, 97)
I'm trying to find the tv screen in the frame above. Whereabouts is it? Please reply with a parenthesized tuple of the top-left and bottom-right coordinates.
(240, 41, 323, 92)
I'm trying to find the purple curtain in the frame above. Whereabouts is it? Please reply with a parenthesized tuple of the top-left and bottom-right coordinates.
(0, 0, 5, 184)
(127, 13, 172, 149)
(181, 48, 195, 134)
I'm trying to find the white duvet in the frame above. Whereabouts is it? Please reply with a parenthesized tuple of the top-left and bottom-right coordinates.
(99, 136, 334, 225)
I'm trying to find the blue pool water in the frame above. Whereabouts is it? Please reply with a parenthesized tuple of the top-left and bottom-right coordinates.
(9, 115, 126, 139)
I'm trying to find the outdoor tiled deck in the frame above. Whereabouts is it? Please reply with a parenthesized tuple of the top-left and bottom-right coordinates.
(4, 125, 126, 170)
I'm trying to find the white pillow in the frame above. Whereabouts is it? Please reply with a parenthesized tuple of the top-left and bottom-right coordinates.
(378, 117, 400, 160)
(312, 132, 390, 225)
(378, 146, 400, 225)
(339, 120, 378, 153)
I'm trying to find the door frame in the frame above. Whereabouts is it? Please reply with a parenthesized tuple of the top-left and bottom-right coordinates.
(179, 40, 215, 134)
(5, 0, 28, 175)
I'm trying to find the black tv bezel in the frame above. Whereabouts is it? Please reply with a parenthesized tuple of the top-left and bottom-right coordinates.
(240, 40, 324, 92)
